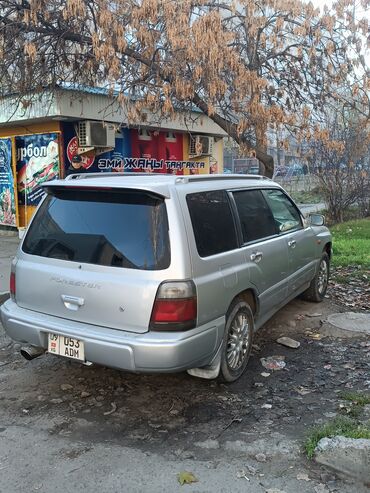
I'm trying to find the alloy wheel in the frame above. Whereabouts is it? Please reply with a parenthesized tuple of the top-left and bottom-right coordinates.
(226, 312, 251, 370)
(317, 259, 328, 294)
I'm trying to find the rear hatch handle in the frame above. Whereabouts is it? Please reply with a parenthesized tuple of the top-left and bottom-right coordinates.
(61, 295, 85, 311)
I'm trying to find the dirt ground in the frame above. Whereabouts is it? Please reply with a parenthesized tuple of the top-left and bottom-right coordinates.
(1, 292, 369, 493)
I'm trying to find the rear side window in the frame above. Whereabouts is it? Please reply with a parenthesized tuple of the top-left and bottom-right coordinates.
(186, 190, 238, 257)
(232, 189, 277, 243)
(23, 189, 170, 270)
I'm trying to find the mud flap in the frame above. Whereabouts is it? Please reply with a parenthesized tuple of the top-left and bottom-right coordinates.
(187, 342, 222, 380)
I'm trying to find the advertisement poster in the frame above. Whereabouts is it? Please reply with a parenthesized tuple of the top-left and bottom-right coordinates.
(66, 136, 95, 170)
(16, 133, 60, 206)
(62, 123, 131, 174)
(0, 138, 16, 226)
(96, 134, 131, 172)
(61, 124, 204, 174)
(131, 130, 184, 174)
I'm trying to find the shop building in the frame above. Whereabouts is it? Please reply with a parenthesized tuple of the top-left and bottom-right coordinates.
(0, 87, 226, 230)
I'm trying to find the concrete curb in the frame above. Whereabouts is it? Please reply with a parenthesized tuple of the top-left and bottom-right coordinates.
(315, 436, 370, 485)
(0, 228, 18, 237)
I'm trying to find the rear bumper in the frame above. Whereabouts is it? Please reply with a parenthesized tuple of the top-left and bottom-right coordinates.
(0, 300, 224, 372)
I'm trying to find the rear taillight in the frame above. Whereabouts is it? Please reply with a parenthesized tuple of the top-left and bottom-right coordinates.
(150, 281, 197, 331)
(10, 271, 16, 300)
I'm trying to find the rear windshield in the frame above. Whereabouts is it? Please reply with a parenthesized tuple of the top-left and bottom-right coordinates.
(23, 188, 170, 270)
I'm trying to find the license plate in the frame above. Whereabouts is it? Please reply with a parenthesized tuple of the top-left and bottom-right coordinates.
(48, 334, 85, 362)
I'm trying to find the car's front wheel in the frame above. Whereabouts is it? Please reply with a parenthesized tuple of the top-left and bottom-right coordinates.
(302, 252, 330, 302)
(219, 299, 254, 383)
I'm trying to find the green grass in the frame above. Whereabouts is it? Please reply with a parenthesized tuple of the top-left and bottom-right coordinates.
(330, 218, 370, 270)
(305, 416, 370, 459)
(338, 391, 370, 417)
(340, 391, 370, 407)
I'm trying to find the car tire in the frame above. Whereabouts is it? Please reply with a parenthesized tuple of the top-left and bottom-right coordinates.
(219, 299, 254, 383)
(302, 253, 330, 302)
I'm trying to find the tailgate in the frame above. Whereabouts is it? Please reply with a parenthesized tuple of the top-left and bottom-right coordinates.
(15, 257, 160, 333)
(16, 187, 171, 333)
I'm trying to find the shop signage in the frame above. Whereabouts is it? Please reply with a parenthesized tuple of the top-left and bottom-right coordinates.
(97, 157, 206, 171)
(0, 138, 16, 226)
(16, 133, 60, 206)
(66, 136, 95, 169)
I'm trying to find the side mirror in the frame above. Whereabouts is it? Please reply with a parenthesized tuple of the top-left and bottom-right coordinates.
(309, 213, 325, 226)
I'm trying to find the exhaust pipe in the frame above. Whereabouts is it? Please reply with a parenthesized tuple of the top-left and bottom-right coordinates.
(20, 345, 45, 361)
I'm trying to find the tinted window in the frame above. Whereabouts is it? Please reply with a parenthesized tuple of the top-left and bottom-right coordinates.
(232, 190, 277, 243)
(262, 189, 302, 233)
(187, 190, 238, 257)
(23, 189, 170, 270)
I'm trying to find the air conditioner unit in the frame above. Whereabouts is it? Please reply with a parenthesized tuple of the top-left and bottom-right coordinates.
(78, 121, 116, 148)
(189, 135, 214, 157)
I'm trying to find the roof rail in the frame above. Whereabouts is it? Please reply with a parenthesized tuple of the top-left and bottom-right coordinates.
(175, 174, 272, 184)
(65, 172, 160, 181)
(65, 172, 272, 182)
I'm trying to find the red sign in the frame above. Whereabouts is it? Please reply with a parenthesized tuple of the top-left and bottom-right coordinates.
(131, 130, 184, 174)
(66, 137, 95, 169)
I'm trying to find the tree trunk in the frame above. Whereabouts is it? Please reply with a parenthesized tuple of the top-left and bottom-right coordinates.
(253, 147, 274, 178)
(191, 94, 274, 177)
(276, 130, 281, 167)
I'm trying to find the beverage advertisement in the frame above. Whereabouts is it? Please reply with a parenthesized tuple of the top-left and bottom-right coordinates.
(16, 133, 60, 206)
(0, 138, 16, 226)
(131, 130, 185, 174)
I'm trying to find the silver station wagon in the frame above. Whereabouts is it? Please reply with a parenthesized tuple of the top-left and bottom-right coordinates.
(0, 174, 331, 382)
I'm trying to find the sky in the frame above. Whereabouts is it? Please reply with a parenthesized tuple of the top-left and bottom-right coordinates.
(310, 0, 333, 9)
(309, 0, 370, 65)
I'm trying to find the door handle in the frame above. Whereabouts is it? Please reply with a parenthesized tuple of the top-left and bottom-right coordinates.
(61, 295, 85, 311)
(288, 240, 296, 248)
(250, 251, 263, 263)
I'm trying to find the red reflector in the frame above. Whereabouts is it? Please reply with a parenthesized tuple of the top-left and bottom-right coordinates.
(151, 298, 197, 323)
(10, 272, 16, 296)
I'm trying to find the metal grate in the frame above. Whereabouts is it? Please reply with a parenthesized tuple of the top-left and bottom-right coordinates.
(78, 121, 88, 147)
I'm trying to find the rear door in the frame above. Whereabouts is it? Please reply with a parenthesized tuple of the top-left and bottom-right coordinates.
(184, 189, 244, 326)
(16, 187, 171, 333)
(230, 189, 290, 313)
